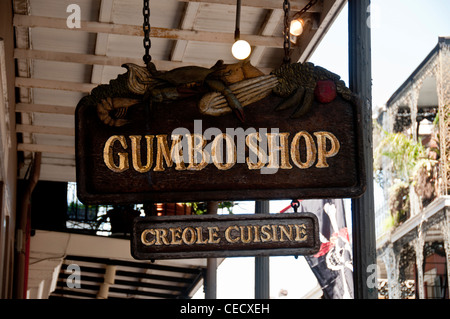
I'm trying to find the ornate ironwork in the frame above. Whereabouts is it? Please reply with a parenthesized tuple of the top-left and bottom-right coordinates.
(437, 42, 450, 195)
(393, 106, 438, 133)
(423, 241, 446, 258)
(398, 244, 417, 298)
(401, 280, 416, 298)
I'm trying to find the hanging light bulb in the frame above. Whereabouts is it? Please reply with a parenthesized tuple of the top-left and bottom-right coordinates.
(290, 18, 304, 36)
(231, 0, 251, 60)
(288, 0, 319, 37)
(232, 39, 251, 60)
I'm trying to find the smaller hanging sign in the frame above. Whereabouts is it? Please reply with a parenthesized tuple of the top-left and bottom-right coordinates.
(131, 213, 319, 259)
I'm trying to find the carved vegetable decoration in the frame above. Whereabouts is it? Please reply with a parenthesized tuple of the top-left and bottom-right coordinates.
(271, 62, 352, 118)
(92, 60, 353, 127)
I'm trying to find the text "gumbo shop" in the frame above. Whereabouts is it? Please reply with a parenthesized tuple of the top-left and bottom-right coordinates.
(103, 130, 340, 173)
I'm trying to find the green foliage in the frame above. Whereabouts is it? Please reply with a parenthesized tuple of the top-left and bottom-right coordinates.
(382, 214, 396, 233)
(186, 202, 207, 215)
(388, 180, 410, 226)
(186, 201, 236, 215)
(218, 201, 236, 214)
(373, 125, 426, 183)
(373, 123, 433, 230)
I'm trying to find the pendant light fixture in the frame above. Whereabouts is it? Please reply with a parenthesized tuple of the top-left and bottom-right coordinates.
(231, 0, 251, 60)
(289, 0, 318, 37)
(290, 18, 304, 37)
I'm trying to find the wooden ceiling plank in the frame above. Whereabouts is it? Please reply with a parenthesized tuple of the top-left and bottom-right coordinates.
(13, 14, 283, 48)
(15, 103, 75, 116)
(17, 143, 75, 155)
(250, 9, 283, 66)
(14, 48, 142, 67)
(91, 0, 115, 84)
(15, 77, 96, 93)
(14, 48, 272, 75)
(177, 0, 322, 12)
(16, 124, 74, 137)
(170, 2, 201, 62)
(13, 0, 33, 149)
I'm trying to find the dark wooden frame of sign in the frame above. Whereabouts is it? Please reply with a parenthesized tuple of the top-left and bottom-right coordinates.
(76, 85, 366, 205)
(131, 213, 320, 260)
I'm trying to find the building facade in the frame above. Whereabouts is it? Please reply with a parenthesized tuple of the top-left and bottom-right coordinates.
(375, 37, 450, 299)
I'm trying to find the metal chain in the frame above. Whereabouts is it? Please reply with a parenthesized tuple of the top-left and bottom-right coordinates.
(291, 199, 300, 213)
(295, 0, 318, 19)
(282, 0, 291, 65)
(142, 0, 152, 67)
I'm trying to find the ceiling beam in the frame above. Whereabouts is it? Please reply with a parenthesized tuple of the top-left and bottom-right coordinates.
(14, 48, 247, 71)
(15, 77, 96, 93)
(250, 9, 284, 66)
(170, 2, 201, 62)
(13, 0, 34, 151)
(15, 103, 75, 115)
(91, 0, 115, 84)
(16, 124, 74, 137)
(177, 0, 323, 12)
(13, 14, 283, 48)
(14, 48, 143, 67)
(17, 143, 75, 155)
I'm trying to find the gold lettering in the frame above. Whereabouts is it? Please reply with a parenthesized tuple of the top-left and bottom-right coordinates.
(266, 133, 293, 169)
(294, 224, 308, 241)
(103, 135, 129, 172)
(271, 225, 279, 242)
(314, 131, 340, 168)
(279, 225, 293, 242)
(154, 228, 170, 245)
(141, 229, 155, 246)
(266, 133, 279, 169)
(196, 227, 208, 244)
(129, 135, 154, 173)
(261, 225, 272, 242)
(169, 227, 182, 245)
(245, 132, 267, 170)
(225, 226, 239, 243)
(211, 133, 236, 170)
(154, 135, 173, 171)
(103, 130, 342, 174)
(253, 225, 261, 243)
(171, 134, 186, 171)
(239, 226, 252, 243)
(279, 133, 293, 169)
(187, 134, 208, 171)
(207, 227, 221, 244)
(182, 227, 196, 245)
(290, 131, 317, 169)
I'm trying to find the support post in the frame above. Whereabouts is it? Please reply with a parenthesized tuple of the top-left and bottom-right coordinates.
(255, 200, 270, 299)
(204, 201, 219, 299)
(0, 0, 18, 299)
(348, 0, 377, 299)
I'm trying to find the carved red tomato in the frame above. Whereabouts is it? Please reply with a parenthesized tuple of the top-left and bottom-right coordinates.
(314, 80, 337, 104)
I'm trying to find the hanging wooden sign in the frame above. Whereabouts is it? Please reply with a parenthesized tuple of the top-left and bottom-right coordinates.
(76, 60, 365, 204)
(131, 213, 320, 259)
